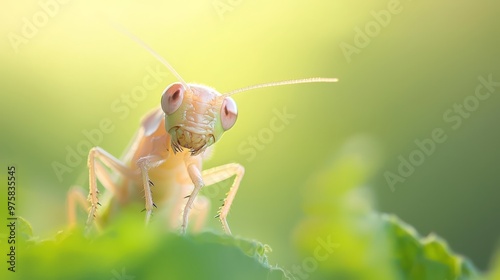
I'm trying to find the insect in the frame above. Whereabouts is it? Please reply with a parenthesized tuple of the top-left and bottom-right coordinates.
(66, 29, 338, 235)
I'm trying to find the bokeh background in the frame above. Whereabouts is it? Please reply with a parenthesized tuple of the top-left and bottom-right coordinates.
(1, 0, 499, 274)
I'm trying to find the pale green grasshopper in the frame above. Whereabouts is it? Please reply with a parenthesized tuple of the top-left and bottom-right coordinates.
(67, 29, 338, 235)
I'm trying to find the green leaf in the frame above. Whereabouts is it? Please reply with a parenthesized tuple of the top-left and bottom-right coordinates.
(6, 219, 287, 280)
(383, 214, 480, 280)
(292, 136, 482, 280)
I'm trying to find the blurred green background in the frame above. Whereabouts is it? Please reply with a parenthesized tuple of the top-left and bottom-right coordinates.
(1, 0, 499, 275)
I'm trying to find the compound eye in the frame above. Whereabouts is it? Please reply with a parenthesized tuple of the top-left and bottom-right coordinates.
(220, 97, 238, 131)
(161, 83, 185, 115)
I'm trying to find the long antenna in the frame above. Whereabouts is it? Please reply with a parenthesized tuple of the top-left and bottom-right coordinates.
(113, 24, 190, 90)
(224, 77, 338, 96)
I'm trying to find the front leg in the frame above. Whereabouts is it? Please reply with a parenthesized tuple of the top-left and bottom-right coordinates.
(137, 155, 166, 225)
(181, 163, 205, 234)
(201, 163, 244, 235)
(181, 162, 245, 235)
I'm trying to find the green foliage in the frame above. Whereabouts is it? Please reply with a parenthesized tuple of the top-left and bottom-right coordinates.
(384, 215, 480, 280)
(2, 217, 287, 280)
(488, 248, 500, 280)
(292, 136, 484, 280)
(2, 137, 498, 280)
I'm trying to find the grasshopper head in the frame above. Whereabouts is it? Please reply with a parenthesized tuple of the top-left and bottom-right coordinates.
(161, 82, 237, 155)
(118, 27, 337, 155)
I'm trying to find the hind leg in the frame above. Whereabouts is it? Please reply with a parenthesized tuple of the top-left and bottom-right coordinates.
(67, 186, 90, 228)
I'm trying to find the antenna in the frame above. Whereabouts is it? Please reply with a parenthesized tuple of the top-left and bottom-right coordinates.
(224, 77, 338, 96)
(113, 24, 190, 90)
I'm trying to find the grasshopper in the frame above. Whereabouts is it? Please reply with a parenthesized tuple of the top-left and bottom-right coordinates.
(66, 29, 338, 235)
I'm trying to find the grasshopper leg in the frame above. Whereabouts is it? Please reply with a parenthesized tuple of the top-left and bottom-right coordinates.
(67, 186, 89, 229)
(87, 147, 137, 232)
(190, 195, 210, 232)
(182, 162, 244, 235)
(201, 163, 244, 235)
(181, 163, 204, 234)
(169, 186, 210, 233)
(137, 155, 166, 225)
